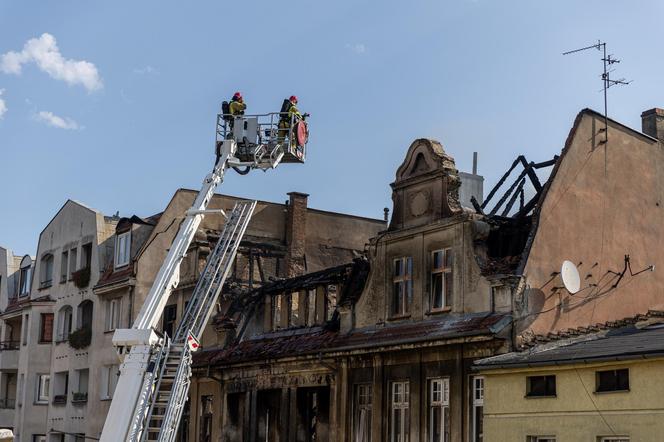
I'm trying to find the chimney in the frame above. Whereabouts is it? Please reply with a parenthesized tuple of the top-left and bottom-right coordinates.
(641, 108, 664, 141)
(285, 192, 309, 277)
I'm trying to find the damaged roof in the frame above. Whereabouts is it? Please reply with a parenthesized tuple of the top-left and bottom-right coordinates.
(194, 312, 511, 367)
(476, 321, 664, 370)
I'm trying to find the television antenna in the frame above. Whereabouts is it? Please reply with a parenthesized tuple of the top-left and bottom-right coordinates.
(563, 40, 631, 143)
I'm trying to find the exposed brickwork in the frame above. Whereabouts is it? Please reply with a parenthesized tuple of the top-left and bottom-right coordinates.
(285, 192, 309, 277)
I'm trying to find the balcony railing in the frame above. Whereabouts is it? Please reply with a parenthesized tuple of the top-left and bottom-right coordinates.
(52, 394, 67, 405)
(0, 398, 15, 409)
(72, 392, 88, 403)
(0, 341, 19, 351)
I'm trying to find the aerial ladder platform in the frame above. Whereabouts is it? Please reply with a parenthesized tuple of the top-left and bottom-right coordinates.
(99, 109, 309, 441)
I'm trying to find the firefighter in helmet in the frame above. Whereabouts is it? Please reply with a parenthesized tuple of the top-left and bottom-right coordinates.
(229, 92, 246, 116)
(278, 95, 303, 144)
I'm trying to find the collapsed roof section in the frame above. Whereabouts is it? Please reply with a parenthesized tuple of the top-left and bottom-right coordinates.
(471, 154, 558, 277)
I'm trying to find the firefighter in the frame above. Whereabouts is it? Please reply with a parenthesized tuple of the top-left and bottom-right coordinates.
(229, 92, 246, 116)
(278, 95, 303, 144)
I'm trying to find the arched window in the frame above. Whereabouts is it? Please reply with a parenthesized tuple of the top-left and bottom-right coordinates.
(40, 254, 54, 289)
(77, 300, 93, 330)
(57, 305, 73, 342)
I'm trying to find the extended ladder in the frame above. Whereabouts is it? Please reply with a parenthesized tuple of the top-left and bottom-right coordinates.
(138, 201, 256, 441)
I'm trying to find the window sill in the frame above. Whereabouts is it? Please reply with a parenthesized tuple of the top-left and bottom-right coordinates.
(427, 307, 452, 315)
(525, 395, 557, 399)
(114, 263, 129, 270)
(595, 389, 630, 394)
(387, 314, 411, 321)
(34, 401, 48, 406)
(100, 397, 112, 401)
(104, 329, 115, 334)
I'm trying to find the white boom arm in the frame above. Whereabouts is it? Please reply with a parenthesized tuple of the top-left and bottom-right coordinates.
(99, 141, 236, 441)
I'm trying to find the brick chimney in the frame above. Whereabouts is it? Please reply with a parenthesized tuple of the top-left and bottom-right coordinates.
(285, 192, 309, 277)
(641, 108, 664, 141)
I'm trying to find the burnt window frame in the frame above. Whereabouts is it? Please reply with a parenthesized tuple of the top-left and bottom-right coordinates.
(526, 375, 557, 398)
(595, 368, 629, 393)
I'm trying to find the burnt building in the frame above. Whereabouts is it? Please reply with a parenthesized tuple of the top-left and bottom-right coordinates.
(190, 139, 522, 442)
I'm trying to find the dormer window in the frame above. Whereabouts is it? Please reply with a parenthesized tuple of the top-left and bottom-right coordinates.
(431, 249, 453, 312)
(114, 231, 131, 268)
(19, 265, 31, 297)
(272, 294, 284, 330)
(392, 257, 413, 317)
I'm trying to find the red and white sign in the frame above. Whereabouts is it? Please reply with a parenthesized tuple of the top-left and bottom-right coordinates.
(187, 334, 200, 352)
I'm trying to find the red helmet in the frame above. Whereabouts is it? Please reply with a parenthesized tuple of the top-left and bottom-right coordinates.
(233, 92, 242, 100)
(289, 95, 298, 103)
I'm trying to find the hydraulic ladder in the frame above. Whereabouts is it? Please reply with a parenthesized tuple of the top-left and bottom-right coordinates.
(99, 107, 308, 442)
(139, 200, 256, 442)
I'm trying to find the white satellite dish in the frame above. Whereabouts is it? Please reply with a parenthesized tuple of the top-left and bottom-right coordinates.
(561, 260, 581, 294)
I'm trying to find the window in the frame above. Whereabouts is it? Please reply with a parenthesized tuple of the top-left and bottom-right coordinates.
(100, 365, 120, 400)
(53, 371, 68, 405)
(39, 254, 54, 288)
(354, 384, 372, 442)
(392, 257, 413, 317)
(33, 436, 46, 442)
(19, 265, 31, 296)
(162, 304, 177, 338)
(21, 314, 29, 345)
(57, 306, 73, 341)
(68, 247, 78, 279)
(114, 231, 131, 268)
(39, 313, 54, 343)
(73, 368, 89, 403)
(526, 375, 556, 397)
(272, 294, 283, 330)
(200, 395, 213, 442)
(81, 243, 92, 269)
(527, 438, 556, 442)
(325, 284, 337, 321)
(77, 300, 93, 330)
(60, 250, 68, 283)
(431, 249, 453, 311)
(598, 438, 629, 442)
(390, 381, 409, 442)
(289, 292, 300, 327)
(36, 374, 50, 404)
(471, 376, 484, 442)
(105, 298, 121, 331)
(429, 378, 450, 442)
(596, 369, 629, 393)
(305, 289, 316, 326)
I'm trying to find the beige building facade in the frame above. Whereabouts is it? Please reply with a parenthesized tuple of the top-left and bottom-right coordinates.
(476, 314, 664, 442)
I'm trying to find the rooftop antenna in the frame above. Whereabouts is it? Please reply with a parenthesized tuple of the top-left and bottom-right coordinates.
(563, 40, 631, 144)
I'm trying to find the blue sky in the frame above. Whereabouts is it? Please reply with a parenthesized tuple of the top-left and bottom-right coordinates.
(1, 1, 663, 255)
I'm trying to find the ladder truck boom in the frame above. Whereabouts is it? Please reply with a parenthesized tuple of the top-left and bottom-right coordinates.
(100, 110, 309, 441)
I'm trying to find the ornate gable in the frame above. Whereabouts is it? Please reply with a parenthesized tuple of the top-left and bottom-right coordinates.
(389, 139, 461, 231)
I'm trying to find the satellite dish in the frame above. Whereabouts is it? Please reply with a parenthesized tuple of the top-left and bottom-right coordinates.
(561, 260, 581, 294)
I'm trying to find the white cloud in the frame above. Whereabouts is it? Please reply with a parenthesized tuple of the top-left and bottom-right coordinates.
(1, 33, 103, 92)
(0, 89, 6, 119)
(345, 43, 366, 54)
(133, 65, 158, 75)
(35, 111, 80, 130)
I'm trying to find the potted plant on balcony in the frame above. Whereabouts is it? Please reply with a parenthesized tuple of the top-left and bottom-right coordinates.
(68, 327, 91, 349)
(71, 266, 91, 289)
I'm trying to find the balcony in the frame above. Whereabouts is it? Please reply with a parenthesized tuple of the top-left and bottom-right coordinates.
(71, 392, 88, 404)
(0, 341, 19, 371)
(52, 395, 67, 405)
(0, 399, 15, 409)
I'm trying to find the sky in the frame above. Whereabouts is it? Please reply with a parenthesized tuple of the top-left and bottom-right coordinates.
(1, 0, 663, 255)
